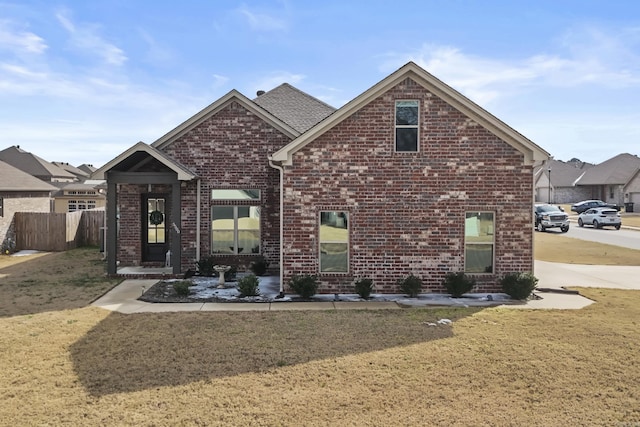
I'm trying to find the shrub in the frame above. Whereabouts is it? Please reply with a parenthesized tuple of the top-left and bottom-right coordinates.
(398, 274, 422, 298)
(250, 256, 270, 276)
(442, 272, 476, 298)
(354, 278, 374, 299)
(196, 256, 216, 276)
(289, 274, 319, 299)
(173, 280, 191, 296)
(236, 274, 260, 297)
(500, 272, 539, 300)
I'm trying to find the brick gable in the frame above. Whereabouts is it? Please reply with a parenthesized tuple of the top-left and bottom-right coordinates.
(161, 101, 291, 269)
(281, 78, 533, 293)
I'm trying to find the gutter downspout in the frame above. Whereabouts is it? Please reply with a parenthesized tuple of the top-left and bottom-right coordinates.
(268, 157, 285, 297)
(196, 178, 201, 264)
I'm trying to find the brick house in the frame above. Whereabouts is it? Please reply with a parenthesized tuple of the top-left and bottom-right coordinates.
(0, 160, 57, 251)
(94, 62, 549, 293)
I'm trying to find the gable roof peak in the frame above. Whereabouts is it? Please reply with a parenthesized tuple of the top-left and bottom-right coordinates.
(151, 89, 299, 150)
(253, 83, 336, 133)
(271, 61, 549, 165)
(92, 141, 197, 181)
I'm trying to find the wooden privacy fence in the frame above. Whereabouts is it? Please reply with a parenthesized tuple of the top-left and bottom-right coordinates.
(14, 209, 104, 251)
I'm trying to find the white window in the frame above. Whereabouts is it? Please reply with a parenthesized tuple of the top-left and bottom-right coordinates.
(464, 212, 494, 273)
(395, 100, 419, 152)
(211, 206, 260, 254)
(68, 200, 96, 212)
(319, 211, 349, 273)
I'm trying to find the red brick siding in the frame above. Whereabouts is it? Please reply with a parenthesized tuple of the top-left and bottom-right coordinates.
(117, 184, 143, 266)
(161, 101, 290, 272)
(281, 78, 533, 293)
(117, 184, 173, 266)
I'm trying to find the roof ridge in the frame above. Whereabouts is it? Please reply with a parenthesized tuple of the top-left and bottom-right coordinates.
(259, 83, 337, 111)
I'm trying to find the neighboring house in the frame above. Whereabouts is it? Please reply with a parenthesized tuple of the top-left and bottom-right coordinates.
(534, 158, 593, 204)
(0, 146, 106, 214)
(625, 168, 640, 212)
(52, 182, 106, 213)
(50, 162, 106, 213)
(574, 153, 640, 208)
(93, 62, 549, 293)
(0, 160, 57, 251)
(77, 164, 98, 175)
(52, 162, 90, 180)
(0, 146, 76, 183)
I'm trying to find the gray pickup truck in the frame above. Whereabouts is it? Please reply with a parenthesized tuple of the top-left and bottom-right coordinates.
(534, 204, 569, 232)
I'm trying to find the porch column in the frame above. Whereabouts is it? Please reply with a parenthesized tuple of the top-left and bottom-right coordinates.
(106, 176, 118, 275)
(171, 181, 181, 274)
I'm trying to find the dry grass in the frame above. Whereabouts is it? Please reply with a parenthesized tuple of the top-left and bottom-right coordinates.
(0, 289, 639, 425)
(0, 247, 121, 317)
(534, 231, 640, 265)
(1, 245, 640, 425)
(621, 214, 640, 228)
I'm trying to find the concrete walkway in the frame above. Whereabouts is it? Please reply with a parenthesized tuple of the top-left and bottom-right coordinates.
(90, 259, 640, 313)
(535, 260, 640, 290)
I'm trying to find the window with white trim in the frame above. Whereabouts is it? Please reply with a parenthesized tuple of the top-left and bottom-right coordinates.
(68, 200, 96, 212)
(395, 100, 419, 152)
(319, 211, 349, 273)
(464, 212, 494, 273)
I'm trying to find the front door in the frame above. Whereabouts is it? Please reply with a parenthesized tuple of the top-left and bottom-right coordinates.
(143, 195, 168, 262)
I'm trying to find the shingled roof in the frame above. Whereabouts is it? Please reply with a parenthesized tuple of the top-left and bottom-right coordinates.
(577, 153, 640, 185)
(535, 158, 593, 187)
(253, 83, 335, 133)
(0, 160, 58, 192)
(52, 161, 90, 179)
(0, 146, 76, 182)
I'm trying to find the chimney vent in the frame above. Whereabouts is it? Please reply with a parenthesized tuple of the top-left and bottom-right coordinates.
(256, 90, 265, 96)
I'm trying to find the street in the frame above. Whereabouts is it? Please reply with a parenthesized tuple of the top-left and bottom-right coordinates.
(540, 223, 640, 250)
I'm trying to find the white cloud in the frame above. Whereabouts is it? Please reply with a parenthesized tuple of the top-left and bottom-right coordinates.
(236, 4, 288, 31)
(55, 9, 127, 66)
(0, 62, 88, 97)
(0, 20, 47, 54)
(380, 25, 640, 106)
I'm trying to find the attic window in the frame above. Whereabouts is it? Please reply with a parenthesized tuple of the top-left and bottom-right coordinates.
(395, 100, 419, 152)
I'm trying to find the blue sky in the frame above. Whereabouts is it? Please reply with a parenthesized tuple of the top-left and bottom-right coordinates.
(1, 1, 639, 167)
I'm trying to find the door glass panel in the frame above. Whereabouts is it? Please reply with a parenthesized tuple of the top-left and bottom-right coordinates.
(147, 198, 165, 244)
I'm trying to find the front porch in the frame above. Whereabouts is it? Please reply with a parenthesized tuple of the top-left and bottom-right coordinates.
(92, 142, 199, 276)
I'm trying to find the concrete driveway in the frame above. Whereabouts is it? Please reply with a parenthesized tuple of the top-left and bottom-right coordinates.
(535, 260, 640, 290)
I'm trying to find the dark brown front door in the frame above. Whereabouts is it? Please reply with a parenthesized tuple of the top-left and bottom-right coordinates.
(143, 195, 168, 262)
